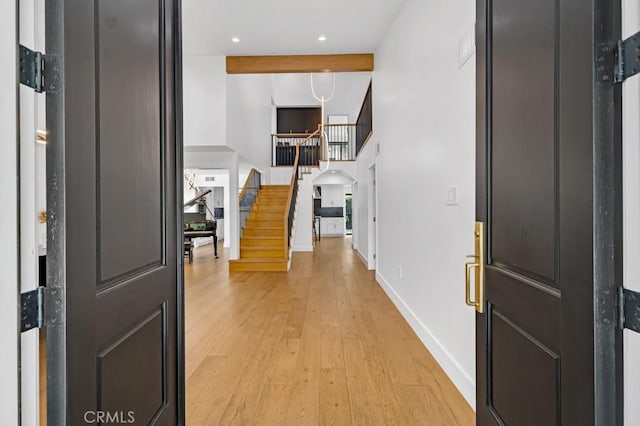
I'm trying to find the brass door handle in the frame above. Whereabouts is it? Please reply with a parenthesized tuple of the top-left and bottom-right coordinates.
(464, 222, 485, 313)
(465, 260, 477, 307)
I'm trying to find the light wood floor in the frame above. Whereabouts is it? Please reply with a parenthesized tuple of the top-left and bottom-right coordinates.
(185, 237, 474, 425)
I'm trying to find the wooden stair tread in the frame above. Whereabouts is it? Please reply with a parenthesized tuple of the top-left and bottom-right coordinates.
(240, 246, 284, 250)
(244, 226, 283, 230)
(232, 184, 292, 272)
(229, 258, 287, 263)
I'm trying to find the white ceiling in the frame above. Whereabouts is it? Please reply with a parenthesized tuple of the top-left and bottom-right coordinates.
(182, 0, 408, 56)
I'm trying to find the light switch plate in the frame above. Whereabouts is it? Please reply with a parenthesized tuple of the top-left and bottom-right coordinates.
(446, 186, 458, 205)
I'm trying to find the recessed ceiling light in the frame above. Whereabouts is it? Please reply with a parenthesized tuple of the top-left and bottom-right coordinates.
(331, 170, 336, 173)
(232, 37, 240, 43)
(318, 35, 327, 42)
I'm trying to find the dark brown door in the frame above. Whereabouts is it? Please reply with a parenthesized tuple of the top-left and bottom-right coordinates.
(475, 0, 622, 425)
(45, 0, 183, 423)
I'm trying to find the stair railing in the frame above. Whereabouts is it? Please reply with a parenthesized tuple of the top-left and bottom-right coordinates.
(283, 126, 322, 258)
(239, 168, 261, 236)
(323, 123, 357, 161)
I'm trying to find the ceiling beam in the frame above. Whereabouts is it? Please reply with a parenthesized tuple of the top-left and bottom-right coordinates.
(226, 54, 374, 74)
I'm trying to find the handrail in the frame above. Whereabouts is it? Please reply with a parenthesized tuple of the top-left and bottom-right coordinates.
(271, 126, 354, 137)
(272, 123, 357, 165)
(271, 132, 313, 138)
(239, 168, 260, 204)
(239, 169, 261, 237)
(283, 126, 322, 258)
(355, 81, 373, 157)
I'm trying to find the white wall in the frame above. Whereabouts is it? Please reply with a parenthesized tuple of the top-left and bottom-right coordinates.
(228, 154, 241, 259)
(313, 169, 355, 185)
(183, 56, 227, 146)
(270, 166, 294, 185)
(623, 2, 640, 425)
(354, 140, 376, 266)
(354, 0, 477, 407)
(226, 75, 273, 176)
(291, 176, 314, 252)
(271, 73, 372, 122)
(0, 1, 19, 422)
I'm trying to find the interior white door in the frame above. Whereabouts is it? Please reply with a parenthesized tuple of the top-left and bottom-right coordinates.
(368, 165, 377, 270)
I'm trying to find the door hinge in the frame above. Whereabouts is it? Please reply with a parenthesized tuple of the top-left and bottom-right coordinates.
(618, 287, 640, 333)
(21, 287, 63, 332)
(597, 31, 640, 84)
(19, 45, 62, 93)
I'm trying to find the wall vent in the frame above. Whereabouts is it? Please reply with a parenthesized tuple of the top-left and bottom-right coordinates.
(205, 176, 215, 182)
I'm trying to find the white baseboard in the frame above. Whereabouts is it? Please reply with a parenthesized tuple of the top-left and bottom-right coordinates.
(292, 245, 313, 252)
(375, 271, 476, 410)
(356, 248, 368, 266)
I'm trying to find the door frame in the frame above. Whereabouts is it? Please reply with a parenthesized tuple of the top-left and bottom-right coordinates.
(622, 3, 640, 424)
(19, 0, 46, 423)
(0, 0, 20, 423)
(173, 0, 187, 418)
(352, 180, 359, 249)
(475, 0, 623, 424)
(367, 163, 377, 270)
(592, 1, 624, 423)
(175, 0, 185, 419)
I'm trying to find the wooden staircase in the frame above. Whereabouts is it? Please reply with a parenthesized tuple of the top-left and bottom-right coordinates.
(229, 185, 291, 272)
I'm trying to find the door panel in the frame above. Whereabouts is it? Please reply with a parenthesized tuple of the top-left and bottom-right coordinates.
(98, 0, 163, 282)
(45, 0, 182, 423)
(485, 1, 563, 421)
(98, 307, 165, 423)
(475, 0, 616, 424)
(491, 0, 557, 282)
(485, 268, 560, 354)
(490, 309, 560, 426)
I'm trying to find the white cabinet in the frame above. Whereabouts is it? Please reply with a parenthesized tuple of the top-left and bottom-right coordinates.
(320, 217, 345, 236)
(213, 187, 224, 207)
(320, 185, 345, 208)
